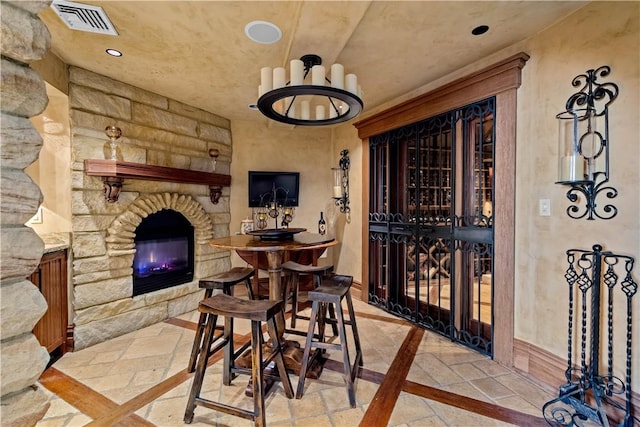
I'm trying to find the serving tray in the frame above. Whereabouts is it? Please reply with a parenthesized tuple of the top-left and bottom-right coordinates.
(247, 227, 307, 241)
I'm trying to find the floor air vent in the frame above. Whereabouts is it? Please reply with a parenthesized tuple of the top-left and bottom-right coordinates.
(51, 0, 118, 36)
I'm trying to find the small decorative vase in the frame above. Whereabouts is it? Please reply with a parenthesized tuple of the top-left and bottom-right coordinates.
(241, 218, 254, 235)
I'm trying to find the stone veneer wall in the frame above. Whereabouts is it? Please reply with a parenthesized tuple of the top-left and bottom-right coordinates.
(0, 1, 53, 425)
(69, 67, 233, 350)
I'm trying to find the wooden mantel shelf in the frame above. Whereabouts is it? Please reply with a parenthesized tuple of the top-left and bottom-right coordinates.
(84, 159, 231, 204)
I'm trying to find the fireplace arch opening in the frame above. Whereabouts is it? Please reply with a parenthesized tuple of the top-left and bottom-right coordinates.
(133, 209, 194, 296)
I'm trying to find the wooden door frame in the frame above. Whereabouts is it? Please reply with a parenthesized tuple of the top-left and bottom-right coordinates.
(354, 52, 528, 365)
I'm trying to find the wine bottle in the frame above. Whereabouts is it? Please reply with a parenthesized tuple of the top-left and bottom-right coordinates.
(318, 211, 326, 235)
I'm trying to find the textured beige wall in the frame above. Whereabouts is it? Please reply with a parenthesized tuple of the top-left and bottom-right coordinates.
(26, 83, 72, 234)
(513, 1, 639, 387)
(330, 125, 364, 282)
(229, 120, 335, 263)
(228, 120, 365, 280)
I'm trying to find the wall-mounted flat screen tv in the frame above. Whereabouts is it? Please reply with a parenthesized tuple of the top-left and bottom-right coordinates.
(248, 171, 300, 207)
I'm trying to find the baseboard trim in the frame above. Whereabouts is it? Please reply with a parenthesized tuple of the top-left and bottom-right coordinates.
(513, 338, 639, 419)
(351, 279, 362, 297)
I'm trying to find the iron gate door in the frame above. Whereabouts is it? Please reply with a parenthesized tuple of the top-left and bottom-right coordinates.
(368, 98, 495, 356)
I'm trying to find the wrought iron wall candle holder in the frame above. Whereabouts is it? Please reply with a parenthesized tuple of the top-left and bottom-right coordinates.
(555, 66, 619, 220)
(332, 149, 350, 214)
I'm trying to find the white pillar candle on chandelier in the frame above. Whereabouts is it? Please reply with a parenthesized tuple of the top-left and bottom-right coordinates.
(273, 67, 286, 89)
(261, 67, 272, 92)
(316, 105, 325, 120)
(312, 65, 326, 86)
(290, 59, 304, 86)
(346, 74, 358, 95)
(301, 100, 310, 120)
(331, 64, 344, 89)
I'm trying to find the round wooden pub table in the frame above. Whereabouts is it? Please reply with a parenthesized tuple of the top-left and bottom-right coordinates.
(208, 231, 337, 376)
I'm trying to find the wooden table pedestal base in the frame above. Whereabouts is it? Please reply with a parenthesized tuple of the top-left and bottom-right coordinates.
(236, 340, 326, 397)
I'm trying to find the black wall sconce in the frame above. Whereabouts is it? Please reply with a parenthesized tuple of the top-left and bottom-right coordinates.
(332, 149, 350, 214)
(555, 66, 619, 220)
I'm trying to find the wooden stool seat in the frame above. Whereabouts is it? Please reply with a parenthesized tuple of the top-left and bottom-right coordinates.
(282, 261, 333, 332)
(296, 274, 363, 408)
(187, 267, 255, 373)
(199, 266, 255, 297)
(199, 293, 282, 321)
(282, 261, 333, 275)
(184, 294, 293, 427)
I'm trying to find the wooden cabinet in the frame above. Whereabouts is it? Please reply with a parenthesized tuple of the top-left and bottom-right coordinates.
(29, 249, 68, 355)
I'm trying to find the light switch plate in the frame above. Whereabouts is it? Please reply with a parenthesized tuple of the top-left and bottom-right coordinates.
(539, 199, 551, 216)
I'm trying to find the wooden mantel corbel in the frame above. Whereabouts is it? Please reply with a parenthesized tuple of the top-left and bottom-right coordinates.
(84, 159, 231, 204)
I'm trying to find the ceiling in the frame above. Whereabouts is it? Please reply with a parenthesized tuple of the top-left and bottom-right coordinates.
(39, 1, 587, 125)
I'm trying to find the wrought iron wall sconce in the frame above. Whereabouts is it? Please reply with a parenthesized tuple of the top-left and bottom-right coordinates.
(332, 149, 350, 214)
(555, 66, 619, 220)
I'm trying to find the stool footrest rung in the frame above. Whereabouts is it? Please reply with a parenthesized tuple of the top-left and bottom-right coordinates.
(204, 334, 229, 359)
(285, 328, 323, 339)
(309, 341, 341, 352)
(194, 397, 255, 421)
(232, 341, 251, 360)
(351, 352, 363, 380)
(230, 365, 290, 382)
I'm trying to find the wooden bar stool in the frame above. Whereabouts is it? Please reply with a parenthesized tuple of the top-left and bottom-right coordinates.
(184, 293, 294, 427)
(296, 274, 363, 407)
(187, 267, 255, 373)
(281, 260, 333, 332)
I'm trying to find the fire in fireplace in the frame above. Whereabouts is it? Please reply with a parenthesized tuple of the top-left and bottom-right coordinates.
(133, 209, 194, 296)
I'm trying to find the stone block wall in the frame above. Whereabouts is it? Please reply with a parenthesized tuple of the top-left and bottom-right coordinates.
(69, 67, 233, 350)
(0, 1, 53, 425)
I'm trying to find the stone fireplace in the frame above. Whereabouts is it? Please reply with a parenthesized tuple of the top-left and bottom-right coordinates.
(73, 191, 230, 350)
(107, 193, 213, 297)
(132, 209, 195, 296)
(68, 67, 233, 350)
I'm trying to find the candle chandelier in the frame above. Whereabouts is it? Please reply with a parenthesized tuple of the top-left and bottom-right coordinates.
(555, 66, 619, 220)
(256, 54, 363, 126)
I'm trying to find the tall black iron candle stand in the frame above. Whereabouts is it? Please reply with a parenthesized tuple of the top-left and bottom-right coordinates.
(543, 245, 637, 426)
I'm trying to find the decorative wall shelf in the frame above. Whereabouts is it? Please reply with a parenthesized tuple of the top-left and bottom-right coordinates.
(84, 159, 231, 203)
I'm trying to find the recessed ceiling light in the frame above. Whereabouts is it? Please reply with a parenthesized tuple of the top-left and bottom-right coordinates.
(245, 21, 282, 44)
(105, 48, 122, 57)
(472, 25, 489, 36)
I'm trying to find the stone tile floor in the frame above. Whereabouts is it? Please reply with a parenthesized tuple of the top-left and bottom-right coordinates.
(36, 296, 554, 426)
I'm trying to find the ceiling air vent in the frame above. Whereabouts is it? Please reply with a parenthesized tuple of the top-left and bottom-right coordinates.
(51, 0, 118, 36)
